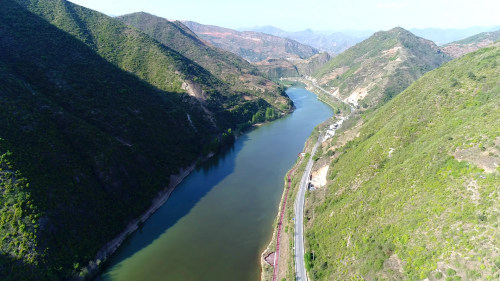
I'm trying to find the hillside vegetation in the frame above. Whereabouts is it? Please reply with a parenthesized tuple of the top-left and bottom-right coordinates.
(17, 0, 290, 129)
(0, 1, 292, 280)
(117, 12, 289, 110)
(256, 52, 332, 79)
(305, 45, 500, 280)
(18, 0, 210, 94)
(442, 30, 500, 58)
(314, 27, 451, 109)
(0, 1, 222, 279)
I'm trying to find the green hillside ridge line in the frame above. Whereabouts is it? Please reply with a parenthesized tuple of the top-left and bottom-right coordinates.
(16, 0, 290, 131)
(305, 45, 500, 280)
(441, 30, 500, 58)
(0, 2, 215, 279)
(0, 1, 290, 280)
(118, 13, 259, 81)
(19, 0, 205, 94)
(446, 30, 500, 46)
(313, 27, 451, 109)
(117, 12, 289, 111)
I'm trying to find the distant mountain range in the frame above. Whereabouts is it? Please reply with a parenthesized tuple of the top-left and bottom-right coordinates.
(180, 22, 500, 83)
(410, 26, 500, 45)
(182, 21, 319, 62)
(181, 21, 333, 79)
(240, 25, 500, 53)
(241, 26, 368, 55)
(313, 27, 451, 108)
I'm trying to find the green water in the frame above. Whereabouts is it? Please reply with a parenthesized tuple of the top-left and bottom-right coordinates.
(97, 87, 333, 281)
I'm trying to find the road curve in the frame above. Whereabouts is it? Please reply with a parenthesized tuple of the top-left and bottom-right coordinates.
(294, 139, 320, 281)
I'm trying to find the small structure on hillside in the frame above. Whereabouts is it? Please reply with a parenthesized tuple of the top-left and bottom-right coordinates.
(322, 118, 345, 142)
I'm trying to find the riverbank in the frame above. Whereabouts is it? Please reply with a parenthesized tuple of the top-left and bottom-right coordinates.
(83, 116, 293, 279)
(93, 87, 333, 281)
(81, 160, 198, 280)
(81, 107, 298, 280)
(285, 77, 352, 114)
(260, 128, 320, 281)
(260, 81, 344, 281)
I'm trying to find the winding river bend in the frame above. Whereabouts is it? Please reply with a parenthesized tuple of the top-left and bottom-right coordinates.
(97, 87, 333, 281)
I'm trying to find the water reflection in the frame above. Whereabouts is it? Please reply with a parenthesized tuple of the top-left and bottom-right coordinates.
(98, 88, 333, 281)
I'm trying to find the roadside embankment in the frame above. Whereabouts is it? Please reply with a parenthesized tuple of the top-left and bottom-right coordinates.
(260, 129, 319, 281)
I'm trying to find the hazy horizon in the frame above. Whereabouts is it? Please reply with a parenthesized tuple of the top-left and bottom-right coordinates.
(68, 0, 499, 32)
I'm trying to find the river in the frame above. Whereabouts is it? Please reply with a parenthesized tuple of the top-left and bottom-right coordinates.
(97, 87, 333, 281)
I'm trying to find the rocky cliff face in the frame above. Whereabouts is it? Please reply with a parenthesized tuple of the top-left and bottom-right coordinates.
(295, 52, 332, 76)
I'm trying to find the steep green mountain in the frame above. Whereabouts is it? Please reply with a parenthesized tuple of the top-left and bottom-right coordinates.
(117, 12, 288, 109)
(182, 21, 319, 63)
(16, 0, 290, 129)
(305, 46, 500, 280)
(18, 0, 210, 95)
(0, 1, 222, 280)
(314, 27, 451, 109)
(0, 1, 290, 280)
(442, 30, 500, 58)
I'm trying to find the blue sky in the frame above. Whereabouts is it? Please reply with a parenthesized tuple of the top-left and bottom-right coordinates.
(69, 0, 499, 31)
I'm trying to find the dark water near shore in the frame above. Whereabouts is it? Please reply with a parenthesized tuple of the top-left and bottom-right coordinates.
(97, 87, 333, 281)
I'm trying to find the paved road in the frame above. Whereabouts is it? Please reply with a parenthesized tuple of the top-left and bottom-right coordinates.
(294, 77, 355, 281)
(294, 139, 320, 281)
(309, 78, 355, 113)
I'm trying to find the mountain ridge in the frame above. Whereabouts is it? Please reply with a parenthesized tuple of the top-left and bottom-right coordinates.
(313, 27, 451, 108)
(411, 26, 500, 45)
(117, 12, 289, 110)
(441, 30, 500, 58)
(304, 44, 500, 280)
(255, 52, 332, 79)
(242, 25, 368, 54)
(17, 0, 291, 130)
(0, 1, 292, 280)
(1, 1, 220, 279)
(182, 20, 320, 63)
